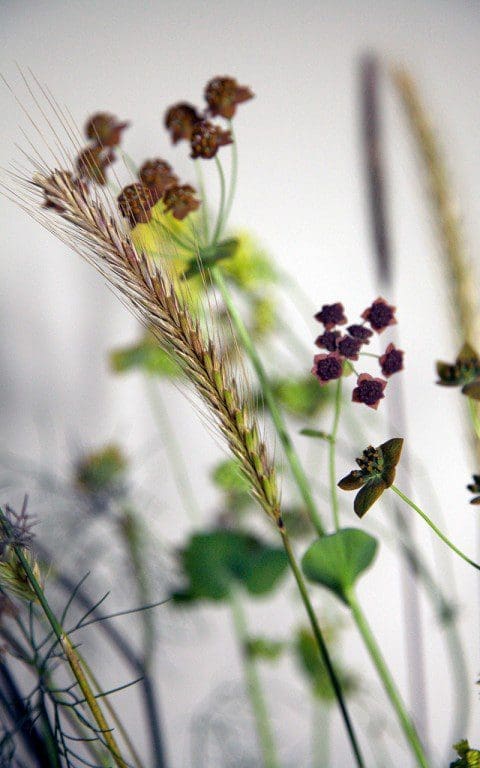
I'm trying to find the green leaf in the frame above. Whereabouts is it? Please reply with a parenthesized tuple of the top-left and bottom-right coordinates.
(211, 459, 250, 494)
(294, 627, 357, 701)
(174, 531, 288, 602)
(245, 636, 285, 661)
(299, 428, 332, 441)
(110, 338, 181, 378)
(301, 528, 378, 604)
(354, 477, 387, 518)
(379, 438, 403, 478)
(272, 376, 331, 419)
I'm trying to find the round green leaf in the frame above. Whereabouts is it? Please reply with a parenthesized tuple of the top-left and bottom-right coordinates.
(301, 528, 378, 604)
(174, 531, 288, 602)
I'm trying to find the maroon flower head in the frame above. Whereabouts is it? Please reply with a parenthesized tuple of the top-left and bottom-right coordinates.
(347, 324, 373, 343)
(85, 113, 129, 148)
(164, 103, 202, 144)
(76, 145, 116, 186)
(139, 158, 179, 202)
(352, 373, 387, 410)
(314, 302, 347, 331)
(190, 120, 233, 159)
(205, 76, 254, 119)
(338, 335, 362, 361)
(379, 343, 404, 377)
(118, 183, 155, 226)
(311, 352, 343, 385)
(362, 297, 397, 333)
(315, 330, 341, 352)
(163, 184, 200, 220)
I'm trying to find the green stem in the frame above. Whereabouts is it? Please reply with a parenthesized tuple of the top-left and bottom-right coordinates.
(222, 122, 238, 232)
(391, 485, 480, 571)
(212, 156, 227, 245)
(311, 697, 329, 768)
(281, 530, 365, 768)
(194, 159, 210, 245)
(230, 589, 279, 768)
(145, 377, 201, 523)
(211, 265, 325, 536)
(467, 396, 480, 442)
(347, 589, 429, 768)
(0, 510, 128, 768)
(329, 377, 343, 531)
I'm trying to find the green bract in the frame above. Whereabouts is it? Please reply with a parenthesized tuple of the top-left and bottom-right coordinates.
(450, 740, 480, 767)
(436, 342, 480, 400)
(301, 528, 378, 604)
(338, 437, 404, 518)
(174, 531, 288, 602)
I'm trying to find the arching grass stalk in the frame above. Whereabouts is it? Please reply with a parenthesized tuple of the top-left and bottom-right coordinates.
(210, 265, 325, 537)
(346, 588, 429, 768)
(26, 171, 364, 768)
(391, 485, 480, 571)
(222, 121, 238, 234)
(329, 377, 343, 531)
(281, 530, 366, 768)
(230, 589, 280, 768)
(0, 508, 129, 768)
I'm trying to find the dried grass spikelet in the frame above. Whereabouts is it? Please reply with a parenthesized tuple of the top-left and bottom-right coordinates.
(26, 171, 282, 526)
(393, 68, 480, 464)
(392, 68, 480, 346)
(0, 547, 41, 603)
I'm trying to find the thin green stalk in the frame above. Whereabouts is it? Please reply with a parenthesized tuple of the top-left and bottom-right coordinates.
(230, 589, 279, 768)
(211, 265, 325, 537)
(311, 697, 329, 768)
(467, 396, 480, 442)
(391, 485, 480, 571)
(194, 159, 210, 245)
(222, 121, 238, 232)
(347, 589, 429, 768)
(0, 510, 128, 768)
(281, 530, 365, 768)
(145, 376, 201, 523)
(329, 377, 343, 531)
(212, 156, 227, 245)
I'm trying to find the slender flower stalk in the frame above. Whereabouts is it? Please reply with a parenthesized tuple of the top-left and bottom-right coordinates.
(230, 589, 279, 768)
(347, 588, 429, 768)
(212, 156, 227, 245)
(391, 485, 480, 571)
(329, 377, 343, 531)
(0, 508, 129, 768)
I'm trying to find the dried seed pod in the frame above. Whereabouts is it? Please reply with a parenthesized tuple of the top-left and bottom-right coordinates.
(190, 120, 232, 160)
(118, 183, 155, 226)
(163, 184, 200, 220)
(85, 112, 129, 147)
(205, 76, 254, 119)
(139, 158, 179, 201)
(76, 145, 115, 185)
(164, 102, 202, 144)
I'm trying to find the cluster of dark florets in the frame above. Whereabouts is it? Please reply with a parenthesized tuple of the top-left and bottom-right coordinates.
(164, 76, 253, 160)
(311, 298, 404, 410)
(0, 498, 36, 557)
(42, 112, 129, 211)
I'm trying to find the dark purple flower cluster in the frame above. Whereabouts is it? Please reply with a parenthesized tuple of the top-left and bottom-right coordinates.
(311, 298, 404, 409)
(165, 76, 253, 160)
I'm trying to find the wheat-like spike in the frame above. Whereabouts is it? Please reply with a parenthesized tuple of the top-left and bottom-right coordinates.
(29, 170, 281, 525)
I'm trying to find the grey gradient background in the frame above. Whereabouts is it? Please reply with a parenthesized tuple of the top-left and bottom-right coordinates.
(1, 1, 480, 765)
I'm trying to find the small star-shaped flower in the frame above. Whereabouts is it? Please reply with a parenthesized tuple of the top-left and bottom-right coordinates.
(352, 373, 387, 409)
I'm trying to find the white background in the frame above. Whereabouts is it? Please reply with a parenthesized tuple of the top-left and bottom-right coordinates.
(1, 1, 480, 766)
